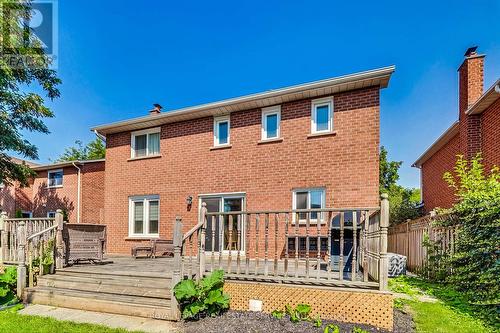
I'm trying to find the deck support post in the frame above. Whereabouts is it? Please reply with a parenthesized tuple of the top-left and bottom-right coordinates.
(379, 194, 389, 291)
(198, 203, 207, 281)
(0, 212, 7, 263)
(55, 209, 65, 269)
(171, 216, 183, 320)
(16, 221, 27, 299)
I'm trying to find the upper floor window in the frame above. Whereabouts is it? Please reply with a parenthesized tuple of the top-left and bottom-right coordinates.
(292, 188, 326, 223)
(47, 169, 63, 188)
(261, 106, 281, 140)
(129, 195, 159, 237)
(213, 116, 230, 147)
(311, 97, 333, 134)
(131, 128, 160, 158)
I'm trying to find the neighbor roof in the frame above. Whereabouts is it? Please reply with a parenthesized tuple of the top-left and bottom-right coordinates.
(31, 159, 105, 171)
(91, 66, 395, 137)
(412, 121, 460, 168)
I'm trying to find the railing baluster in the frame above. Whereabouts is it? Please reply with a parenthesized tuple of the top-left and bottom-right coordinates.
(305, 212, 310, 279)
(363, 211, 369, 282)
(236, 214, 242, 275)
(39, 238, 44, 276)
(227, 215, 233, 274)
(327, 211, 332, 280)
(211, 216, 215, 272)
(294, 213, 299, 278)
(264, 213, 269, 277)
(218, 215, 223, 269)
(245, 214, 250, 276)
(274, 213, 278, 277)
(28, 241, 33, 287)
(352, 211, 357, 281)
(316, 212, 321, 280)
(253, 215, 259, 276)
(284, 213, 289, 278)
(339, 212, 344, 281)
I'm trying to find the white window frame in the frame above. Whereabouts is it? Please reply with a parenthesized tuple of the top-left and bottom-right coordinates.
(47, 211, 56, 218)
(47, 169, 63, 188)
(21, 211, 33, 218)
(292, 188, 326, 224)
(261, 105, 281, 140)
(213, 116, 230, 147)
(311, 97, 333, 134)
(130, 127, 161, 158)
(128, 195, 160, 238)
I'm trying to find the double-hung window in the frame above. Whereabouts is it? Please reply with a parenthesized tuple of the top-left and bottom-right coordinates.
(47, 169, 63, 188)
(311, 97, 333, 134)
(131, 128, 160, 158)
(129, 195, 159, 237)
(261, 106, 281, 140)
(213, 116, 230, 147)
(47, 211, 56, 218)
(292, 188, 326, 223)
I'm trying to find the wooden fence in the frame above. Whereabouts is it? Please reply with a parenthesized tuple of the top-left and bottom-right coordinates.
(388, 213, 458, 272)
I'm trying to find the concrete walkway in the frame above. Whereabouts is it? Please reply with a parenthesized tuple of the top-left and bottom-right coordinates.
(19, 304, 182, 333)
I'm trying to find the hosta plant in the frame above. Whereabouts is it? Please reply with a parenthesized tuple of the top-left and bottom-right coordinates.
(173, 269, 230, 320)
(0, 266, 17, 306)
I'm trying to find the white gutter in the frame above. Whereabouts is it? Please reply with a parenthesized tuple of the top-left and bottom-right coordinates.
(93, 129, 106, 143)
(495, 84, 500, 94)
(72, 162, 81, 224)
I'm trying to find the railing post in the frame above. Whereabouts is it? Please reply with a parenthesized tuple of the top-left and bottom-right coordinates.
(171, 216, 183, 320)
(379, 193, 389, 291)
(0, 212, 7, 263)
(16, 221, 27, 299)
(55, 209, 64, 269)
(198, 203, 207, 281)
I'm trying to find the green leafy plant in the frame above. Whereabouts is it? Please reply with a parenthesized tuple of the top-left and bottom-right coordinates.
(0, 267, 18, 306)
(173, 270, 230, 320)
(313, 314, 322, 328)
(324, 323, 339, 333)
(285, 303, 312, 323)
(352, 327, 369, 333)
(271, 309, 284, 319)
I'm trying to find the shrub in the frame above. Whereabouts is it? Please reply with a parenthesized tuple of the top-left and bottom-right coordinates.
(173, 270, 230, 320)
(0, 267, 17, 306)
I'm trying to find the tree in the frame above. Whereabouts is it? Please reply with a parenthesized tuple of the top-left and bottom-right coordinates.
(56, 138, 105, 162)
(379, 146, 421, 224)
(0, 0, 61, 186)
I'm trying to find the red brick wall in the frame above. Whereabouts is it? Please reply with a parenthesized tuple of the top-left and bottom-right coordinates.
(0, 184, 17, 216)
(421, 134, 460, 212)
(81, 161, 105, 224)
(481, 98, 500, 173)
(104, 87, 381, 254)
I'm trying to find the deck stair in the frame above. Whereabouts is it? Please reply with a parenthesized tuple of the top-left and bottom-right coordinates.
(23, 257, 176, 320)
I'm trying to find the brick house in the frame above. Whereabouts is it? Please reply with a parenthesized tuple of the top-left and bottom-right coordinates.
(92, 66, 395, 254)
(413, 47, 500, 212)
(0, 159, 105, 223)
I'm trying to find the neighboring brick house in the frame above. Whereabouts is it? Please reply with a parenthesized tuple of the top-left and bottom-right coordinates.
(0, 159, 105, 223)
(92, 66, 395, 254)
(413, 47, 500, 212)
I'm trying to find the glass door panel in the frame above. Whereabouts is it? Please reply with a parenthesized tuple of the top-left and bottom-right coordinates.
(223, 198, 242, 251)
(204, 198, 221, 252)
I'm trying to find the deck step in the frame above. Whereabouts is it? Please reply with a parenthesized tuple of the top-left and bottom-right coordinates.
(37, 274, 171, 299)
(24, 287, 173, 320)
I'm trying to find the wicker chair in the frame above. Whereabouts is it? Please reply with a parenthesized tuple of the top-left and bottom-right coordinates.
(63, 224, 106, 264)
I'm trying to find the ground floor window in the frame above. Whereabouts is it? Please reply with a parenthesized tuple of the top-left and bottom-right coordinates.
(21, 211, 32, 218)
(128, 195, 159, 237)
(47, 211, 56, 218)
(292, 188, 326, 223)
(200, 193, 245, 252)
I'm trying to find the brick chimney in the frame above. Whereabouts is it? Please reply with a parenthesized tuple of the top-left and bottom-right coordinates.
(458, 46, 484, 159)
(149, 103, 162, 115)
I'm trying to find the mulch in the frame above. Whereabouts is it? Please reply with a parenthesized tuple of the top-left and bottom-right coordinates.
(183, 309, 415, 333)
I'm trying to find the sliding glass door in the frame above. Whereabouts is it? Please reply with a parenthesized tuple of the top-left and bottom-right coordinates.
(202, 194, 245, 254)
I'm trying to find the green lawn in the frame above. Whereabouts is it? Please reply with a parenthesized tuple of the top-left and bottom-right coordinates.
(390, 276, 498, 333)
(0, 309, 144, 333)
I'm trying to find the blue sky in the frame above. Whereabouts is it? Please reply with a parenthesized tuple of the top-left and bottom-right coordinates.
(22, 0, 500, 188)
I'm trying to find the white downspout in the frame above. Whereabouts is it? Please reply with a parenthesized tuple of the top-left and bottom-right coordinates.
(72, 162, 81, 223)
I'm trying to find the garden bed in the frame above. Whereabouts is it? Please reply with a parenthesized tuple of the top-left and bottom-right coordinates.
(183, 310, 414, 333)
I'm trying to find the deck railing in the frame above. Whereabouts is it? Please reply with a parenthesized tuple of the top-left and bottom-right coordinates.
(173, 194, 389, 292)
(0, 210, 65, 298)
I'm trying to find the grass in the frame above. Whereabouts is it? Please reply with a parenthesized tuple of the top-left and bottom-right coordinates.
(0, 308, 144, 333)
(390, 276, 498, 333)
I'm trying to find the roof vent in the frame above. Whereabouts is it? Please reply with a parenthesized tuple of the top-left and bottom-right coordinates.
(464, 46, 478, 57)
(149, 104, 162, 115)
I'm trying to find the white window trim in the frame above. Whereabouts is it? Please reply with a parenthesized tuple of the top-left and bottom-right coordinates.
(261, 105, 281, 140)
(22, 211, 33, 218)
(47, 169, 63, 188)
(311, 97, 333, 134)
(292, 187, 326, 224)
(213, 116, 230, 147)
(130, 127, 161, 158)
(47, 211, 56, 218)
(128, 195, 160, 238)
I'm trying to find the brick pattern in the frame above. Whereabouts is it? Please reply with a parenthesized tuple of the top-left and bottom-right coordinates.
(481, 98, 500, 173)
(421, 134, 460, 212)
(81, 162, 106, 224)
(104, 87, 381, 254)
